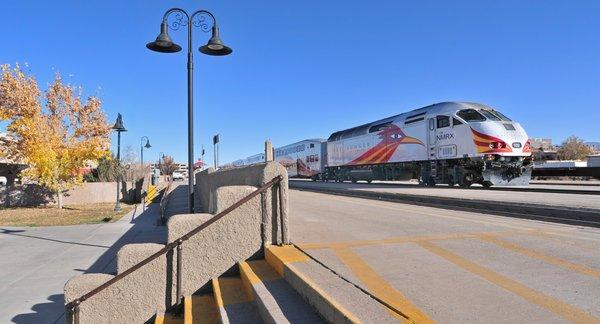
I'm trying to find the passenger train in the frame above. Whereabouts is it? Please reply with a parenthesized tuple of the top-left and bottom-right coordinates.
(230, 102, 533, 187)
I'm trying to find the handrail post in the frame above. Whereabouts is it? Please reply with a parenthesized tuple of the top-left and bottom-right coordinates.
(69, 302, 80, 324)
(277, 180, 287, 245)
(176, 239, 183, 307)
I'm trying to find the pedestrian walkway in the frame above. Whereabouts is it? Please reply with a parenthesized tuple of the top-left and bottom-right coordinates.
(0, 202, 167, 324)
(164, 183, 191, 217)
(164, 183, 204, 217)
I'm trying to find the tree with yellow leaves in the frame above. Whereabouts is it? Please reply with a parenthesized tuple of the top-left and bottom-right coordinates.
(0, 64, 111, 208)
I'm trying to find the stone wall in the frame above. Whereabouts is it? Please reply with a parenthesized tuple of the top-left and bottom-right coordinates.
(64, 163, 289, 323)
(195, 161, 289, 245)
(0, 180, 147, 207)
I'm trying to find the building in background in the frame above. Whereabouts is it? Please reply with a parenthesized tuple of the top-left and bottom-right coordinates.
(588, 155, 600, 167)
(585, 142, 600, 153)
(529, 138, 557, 162)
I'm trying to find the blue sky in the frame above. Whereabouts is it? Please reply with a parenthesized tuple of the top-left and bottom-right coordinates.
(2, 1, 599, 164)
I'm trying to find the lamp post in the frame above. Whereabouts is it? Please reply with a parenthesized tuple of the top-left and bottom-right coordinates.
(147, 8, 232, 213)
(112, 113, 127, 212)
(140, 136, 152, 168)
(139, 136, 151, 210)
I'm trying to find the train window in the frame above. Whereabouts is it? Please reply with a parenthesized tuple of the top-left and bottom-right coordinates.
(457, 109, 486, 122)
(452, 117, 463, 126)
(493, 110, 512, 121)
(404, 117, 424, 125)
(369, 122, 391, 133)
(309, 143, 315, 148)
(436, 116, 450, 128)
(480, 110, 501, 121)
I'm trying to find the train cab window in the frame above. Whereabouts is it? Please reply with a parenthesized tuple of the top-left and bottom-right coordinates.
(480, 110, 501, 121)
(436, 116, 450, 128)
(457, 109, 486, 122)
(492, 110, 512, 121)
(452, 117, 463, 126)
(309, 143, 315, 148)
(369, 122, 391, 133)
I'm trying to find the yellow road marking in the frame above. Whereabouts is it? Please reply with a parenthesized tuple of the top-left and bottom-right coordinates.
(265, 245, 309, 276)
(299, 229, 535, 250)
(154, 312, 183, 324)
(184, 297, 192, 324)
(527, 231, 600, 252)
(266, 245, 360, 323)
(191, 295, 219, 324)
(480, 235, 600, 278)
(215, 277, 253, 305)
(239, 260, 282, 300)
(333, 247, 433, 324)
(287, 262, 362, 324)
(418, 241, 599, 324)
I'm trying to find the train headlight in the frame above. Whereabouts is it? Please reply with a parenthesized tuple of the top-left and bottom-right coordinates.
(489, 141, 507, 149)
(485, 154, 495, 160)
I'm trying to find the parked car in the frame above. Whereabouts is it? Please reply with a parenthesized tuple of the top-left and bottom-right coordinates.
(172, 171, 184, 181)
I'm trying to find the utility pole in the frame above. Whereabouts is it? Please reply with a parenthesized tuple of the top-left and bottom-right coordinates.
(213, 134, 219, 169)
(201, 145, 206, 171)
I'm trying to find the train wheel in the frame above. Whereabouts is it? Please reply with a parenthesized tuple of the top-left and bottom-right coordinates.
(481, 181, 493, 188)
(367, 180, 372, 184)
(426, 178, 436, 187)
(460, 173, 474, 188)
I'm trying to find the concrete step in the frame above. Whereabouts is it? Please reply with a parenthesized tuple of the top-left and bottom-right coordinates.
(266, 245, 400, 323)
(239, 260, 324, 324)
(184, 295, 219, 324)
(154, 312, 183, 324)
(212, 276, 263, 324)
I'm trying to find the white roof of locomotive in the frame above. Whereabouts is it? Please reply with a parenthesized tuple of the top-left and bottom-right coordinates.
(328, 102, 495, 141)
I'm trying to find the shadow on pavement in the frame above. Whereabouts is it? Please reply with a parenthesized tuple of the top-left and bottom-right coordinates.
(11, 294, 65, 324)
(11, 202, 168, 324)
(0, 229, 111, 249)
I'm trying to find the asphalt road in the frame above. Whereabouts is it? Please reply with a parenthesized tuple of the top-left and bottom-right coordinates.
(289, 189, 600, 323)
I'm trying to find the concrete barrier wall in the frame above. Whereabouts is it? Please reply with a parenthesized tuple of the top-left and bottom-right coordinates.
(167, 185, 262, 302)
(195, 161, 289, 245)
(62, 182, 118, 205)
(64, 163, 289, 323)
(1, 181, 144, 207)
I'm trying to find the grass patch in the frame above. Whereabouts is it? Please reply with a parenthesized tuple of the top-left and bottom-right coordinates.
(0, 203, 135, 227)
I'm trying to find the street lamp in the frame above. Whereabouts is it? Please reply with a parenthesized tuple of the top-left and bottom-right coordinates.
(140, 136, 152, 167)
(112, 113, 127, 212)
(147, 8, 232, 213)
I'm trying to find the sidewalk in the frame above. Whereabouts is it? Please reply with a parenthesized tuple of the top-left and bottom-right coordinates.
(0, 203, 166, 324)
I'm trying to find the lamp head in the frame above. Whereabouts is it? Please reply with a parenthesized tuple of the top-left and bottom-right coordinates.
(146, 22, 182, 53)
(199, 25, 232, 56)
(112, 113, 127, 132)
(144, 139, 152, 149)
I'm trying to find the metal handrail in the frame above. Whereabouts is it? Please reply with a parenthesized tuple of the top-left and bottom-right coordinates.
(159, 178, 174, 225)
(66, 175, 284, 322)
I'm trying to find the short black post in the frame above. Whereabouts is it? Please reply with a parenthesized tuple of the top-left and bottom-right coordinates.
(176, 239, 183, 307)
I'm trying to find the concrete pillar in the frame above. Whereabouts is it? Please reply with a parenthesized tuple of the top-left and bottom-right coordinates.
(265, 140, 274, 162)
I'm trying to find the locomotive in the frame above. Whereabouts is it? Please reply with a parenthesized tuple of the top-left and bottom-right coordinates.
(235, 102, 533, 187)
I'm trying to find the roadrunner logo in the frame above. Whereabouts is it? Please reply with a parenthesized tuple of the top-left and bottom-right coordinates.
(349, 124, 424, 165)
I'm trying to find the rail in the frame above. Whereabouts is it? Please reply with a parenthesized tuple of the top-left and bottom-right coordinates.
(159, 178, 174, 225)
(65, 175, 284, 323)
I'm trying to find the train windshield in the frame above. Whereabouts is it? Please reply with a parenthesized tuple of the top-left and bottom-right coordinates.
(457, 109, 486, 122)
(492, 110, 512, 121)
(480, 110, 501, 121)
